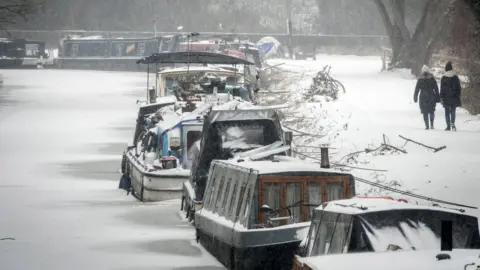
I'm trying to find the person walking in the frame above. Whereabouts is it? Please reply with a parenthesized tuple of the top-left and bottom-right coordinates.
(440, 61, 462, 131)
(414, 65, 440, 130)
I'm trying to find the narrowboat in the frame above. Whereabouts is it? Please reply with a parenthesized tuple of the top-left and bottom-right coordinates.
(194, 157, 356, 270)
(122, 97, 210, 201)
(56, 35, 181, 71)
(181, 108, 288, 220)
(0, 38, 54, 69)
(119, 50, 261, 202)
(293, 197, 480, 270)
(136, 50, 260, 103)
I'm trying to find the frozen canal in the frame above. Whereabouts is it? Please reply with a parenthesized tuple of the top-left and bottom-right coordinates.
(0, 70, 224, 270)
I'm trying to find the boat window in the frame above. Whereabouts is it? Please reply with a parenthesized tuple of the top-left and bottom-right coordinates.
(236, 185, 246, 222)
(306, 211, 323, 256)
(327, 181, 344, 201)
(115, 43, 124, 57)
(308, 182, 322, 220)
(69, 43, 79, 57)
(124, 43, 136, 56)
(218, 123, 266, 150)
(227, 182, 238, 220)
(347, 219, 371, 253)
(25, 43, 39, 57)
(249, 183, 259, 227)
(286, 183, 302, 223)
(210, 167, 225, 211)
(312, 211, 338, 256)
(358, 209, 480, 250)
(241, 187, 251, 226)
(328, 214, 353, 254)
(258, 176, 351, 224)
(138, 43, 146, 56)
(213, 175, 225, 213)
(203, 166, 217, 210)
(145, 41, 158, 56)
(261, 182, 280, 222)
(160, 37, 174, 52)
(221, 178, 232, 215)
(186, 131, 202, 160)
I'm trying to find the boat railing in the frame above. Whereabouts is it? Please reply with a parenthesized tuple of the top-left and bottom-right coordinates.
(254, 200, 303, 228)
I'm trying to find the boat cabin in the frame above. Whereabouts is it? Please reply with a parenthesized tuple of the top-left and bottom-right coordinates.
(188, 108, 286, 201)
(133, 100, 211, 171)
(156, 66, 249, 101)
(195, 158, 355, 270)
(296, 197, 480, 268)
(132, 96, 177, 146)
(137, 51, 259, 103)
(61, 35, 180, 58)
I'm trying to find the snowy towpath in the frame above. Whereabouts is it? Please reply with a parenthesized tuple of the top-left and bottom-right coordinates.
(268, 55, 480, 209)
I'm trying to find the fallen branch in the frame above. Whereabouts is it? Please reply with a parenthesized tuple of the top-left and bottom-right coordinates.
(292, 150, 388, 172)
(398, 135, 447, 152)
(331, 162, 388, 172)
(382, 143, 407, 154)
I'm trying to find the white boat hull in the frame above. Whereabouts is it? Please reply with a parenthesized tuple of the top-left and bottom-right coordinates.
(126, 152, 188, 202)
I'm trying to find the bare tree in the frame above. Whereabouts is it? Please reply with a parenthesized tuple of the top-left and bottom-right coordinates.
(374, 0, 452, 75)
(449, 0, 480, 114)
(0, 0, 41, 31)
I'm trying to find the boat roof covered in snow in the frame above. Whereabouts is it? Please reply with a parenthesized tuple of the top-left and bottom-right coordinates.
(220, 159, 350, 176)
(158, 65, 243, 75)
(317, 197, 476, 216)
(206, 108, 281, 123)
(136, 51, 255, 65)
(300, 196, 480, 260)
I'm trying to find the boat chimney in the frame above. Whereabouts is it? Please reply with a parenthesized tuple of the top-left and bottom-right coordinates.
(320, 146, 330, 169)
(148, 87, 156, 104)
(284, 131, 293, 156)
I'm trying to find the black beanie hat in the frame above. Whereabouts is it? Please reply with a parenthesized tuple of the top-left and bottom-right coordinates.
(445, 61, 453, 71)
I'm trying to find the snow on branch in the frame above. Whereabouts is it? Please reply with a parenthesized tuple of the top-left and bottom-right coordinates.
(303, 65, 346, 101)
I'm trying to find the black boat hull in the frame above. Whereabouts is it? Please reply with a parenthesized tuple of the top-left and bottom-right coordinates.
(197, 228, 300, 270)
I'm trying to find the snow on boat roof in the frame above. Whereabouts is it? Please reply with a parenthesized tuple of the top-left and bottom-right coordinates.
(302, 249, 480, 270)
(139, 96, 177, 108)
(218, 159, 351, 175)
(318, 197, 476, 216)
(158, 66, 240, 75)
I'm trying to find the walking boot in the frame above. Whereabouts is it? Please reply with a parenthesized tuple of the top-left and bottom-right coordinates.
(452, 124, 456, 131)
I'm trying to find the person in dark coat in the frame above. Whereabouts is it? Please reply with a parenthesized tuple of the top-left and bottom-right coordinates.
(440, 61, 462, 131)
(414, 65, 440, 130)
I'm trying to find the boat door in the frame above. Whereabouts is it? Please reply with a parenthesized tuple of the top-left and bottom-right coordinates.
(181, 123, 203, 170)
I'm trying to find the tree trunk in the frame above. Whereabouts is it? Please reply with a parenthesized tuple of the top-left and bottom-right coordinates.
(374, 0, 449, 75)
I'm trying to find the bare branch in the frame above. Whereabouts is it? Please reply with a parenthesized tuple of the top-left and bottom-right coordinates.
(372, 0, 394, 38)
(388, 0, 411, 42)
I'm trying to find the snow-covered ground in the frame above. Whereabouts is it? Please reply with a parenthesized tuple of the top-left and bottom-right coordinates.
(0, 69, 224, 269)
(267, 55, 480, 209)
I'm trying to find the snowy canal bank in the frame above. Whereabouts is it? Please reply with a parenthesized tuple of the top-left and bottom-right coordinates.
(267, 55, 480, 209)
(0, 54, 479, 269)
